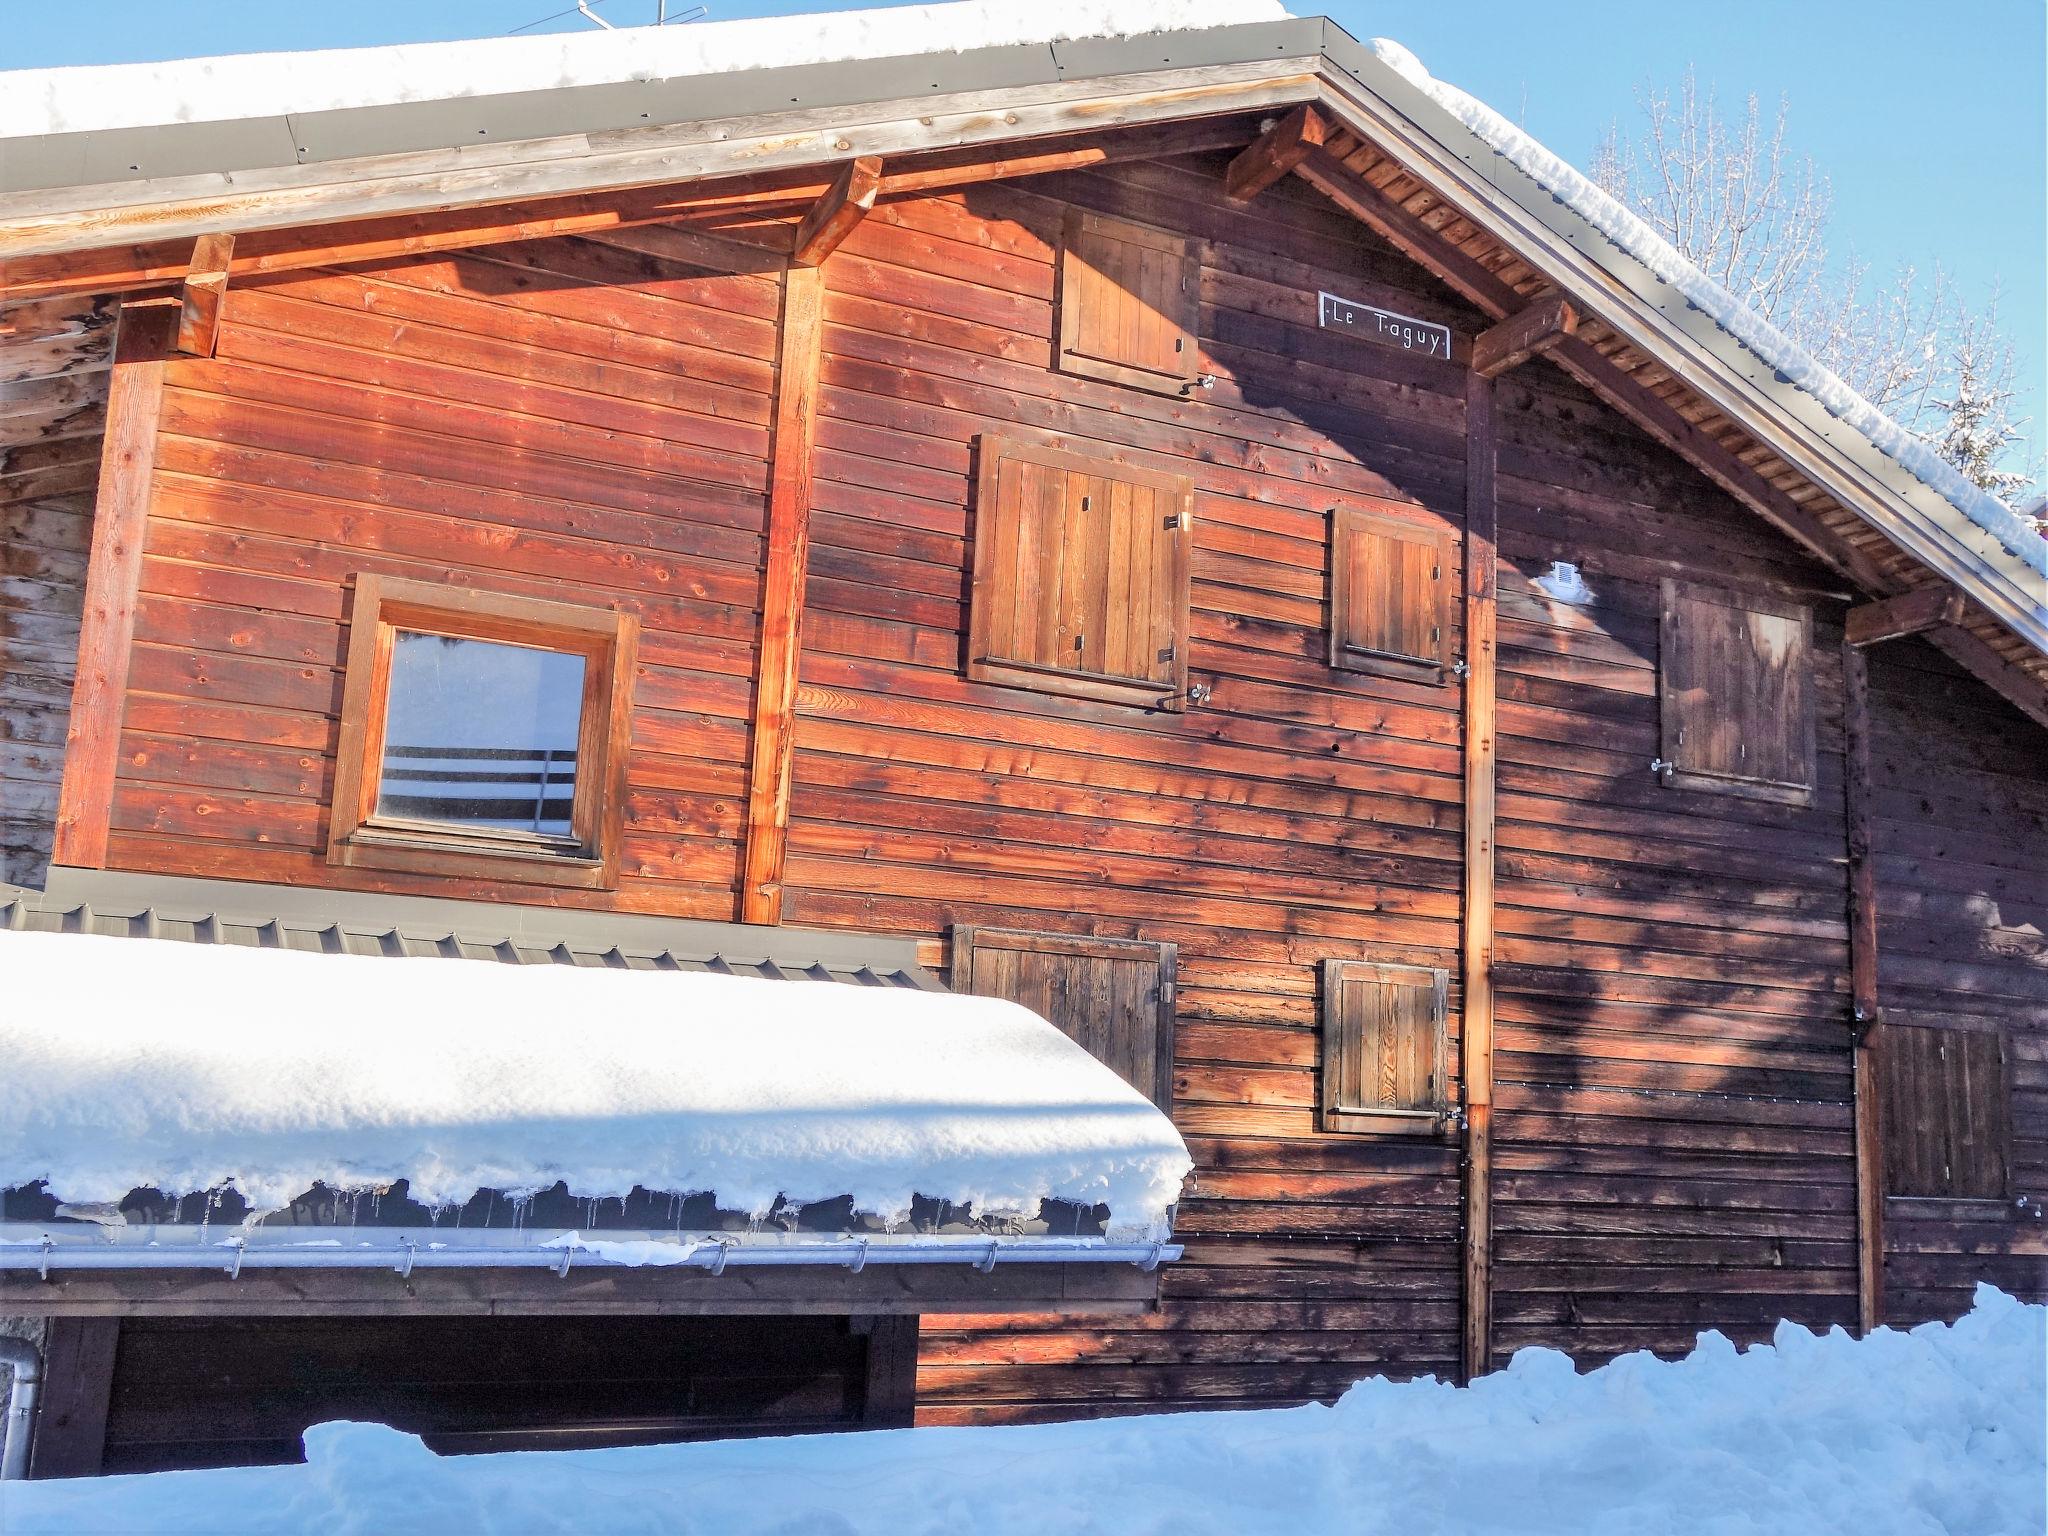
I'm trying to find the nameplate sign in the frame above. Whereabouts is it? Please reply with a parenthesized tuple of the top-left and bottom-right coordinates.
(1318, 291, 1454, 361)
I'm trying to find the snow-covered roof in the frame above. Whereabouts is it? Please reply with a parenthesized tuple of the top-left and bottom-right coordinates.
(0, 0, 1289, 137)
(1360, 40, 2046, 585)
(0, 925, 1192, 1241)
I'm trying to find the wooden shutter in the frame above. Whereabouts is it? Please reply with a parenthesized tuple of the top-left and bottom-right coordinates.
(1056, 208, 1201, 395)
(1659, 580, 1815, 804)
(1321, 959, 1450, 1135)
(1882, 1025, 2011, 1199)
(953, 928, 1177, 1112)
(969, 436, 1194, 710)
(1329, 507, 1453, 681)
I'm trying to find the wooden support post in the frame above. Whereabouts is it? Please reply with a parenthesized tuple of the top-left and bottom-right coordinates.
(1842, 638, 1886, 1334)
(50, 297, 179, 870)
(174, 232, 234, 357)
(856, 1313, 920, 1428)
(792, 157, 882, 266)
(1844, 585, 1965, 648)
(28, 1319, 119, 1479)
(1461, 368, 1499, 1382)
(1224, 103, 1329, 202)
(739, 263, 826, 924)
(1471, 295, 1578, 380)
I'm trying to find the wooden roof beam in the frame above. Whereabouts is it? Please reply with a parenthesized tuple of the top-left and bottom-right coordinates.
(173, 233, 233, 358)
(1224, 103, 1329, 202)
(792, 156, 882, 266)
(1471, 294, 1577, 380)
(1845, 584, 1967, 647)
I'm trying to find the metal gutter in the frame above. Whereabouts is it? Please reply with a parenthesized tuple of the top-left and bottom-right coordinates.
(0, 1228, 1180, 1276)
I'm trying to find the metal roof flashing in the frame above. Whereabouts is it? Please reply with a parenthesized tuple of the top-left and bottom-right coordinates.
(4, 866, 941, 986)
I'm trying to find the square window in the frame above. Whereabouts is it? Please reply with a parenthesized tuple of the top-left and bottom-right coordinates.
(967, 435, 1194, 710)
(1329, 506, 1454, 682)
(1320, 958, 1452, 1136)
(1882, 1025, 2011, 1200)
(1055, 208, 1201, 396)
(1658, 580, 1815, 805)
(328, 576, 638, 889)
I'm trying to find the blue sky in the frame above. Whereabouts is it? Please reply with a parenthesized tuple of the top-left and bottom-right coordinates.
(7, 1, 2042, 469)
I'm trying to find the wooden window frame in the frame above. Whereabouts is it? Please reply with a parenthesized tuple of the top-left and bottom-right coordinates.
(1320, 958, 1453, 1137)
(327, 574, 639, 890)
(1328, 505, 1455, 683)
(951, 926, 1177, 1114)
(967, 435, 1195, 712)
(1882, 1024, 2013, 1202)
(1657, 578, 1816, 806)
(1055, 207, 1202, 397)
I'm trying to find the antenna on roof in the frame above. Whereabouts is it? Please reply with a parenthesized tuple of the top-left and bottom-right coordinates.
(508, 0, 705, 35)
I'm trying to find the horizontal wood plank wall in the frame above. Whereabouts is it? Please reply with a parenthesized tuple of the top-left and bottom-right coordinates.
(792, 156, 1479, 1419)
(0, 293, 117, 886)
(1487, 358, 1862, 1360)
(101, 233, 784, 913)
(1865, 639, 2048, 1320)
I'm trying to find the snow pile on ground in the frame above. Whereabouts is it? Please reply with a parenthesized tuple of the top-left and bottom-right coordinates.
(3, 1286, 2039, 1534)
(0, 0, 1290, 137)
(1364, 39, 2047, 579)
(0, 927, 1190, 1235)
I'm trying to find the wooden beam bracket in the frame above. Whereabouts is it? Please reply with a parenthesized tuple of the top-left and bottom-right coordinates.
(1471, 294, 1578, 379)
(1845, 584, 1966, 648)
(1224, 103, 1329, 202)
(792, 156, 883, 266)
(174, 232, 234, 357)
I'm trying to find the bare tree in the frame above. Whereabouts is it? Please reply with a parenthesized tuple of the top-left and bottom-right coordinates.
(1593, 71, 2038, 499)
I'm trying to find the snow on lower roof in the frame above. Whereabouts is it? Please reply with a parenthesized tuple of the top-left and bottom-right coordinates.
(1364, 39, 2048, 581)
(0, 927, 1191, 1239)
(0, 0, 1291, 138)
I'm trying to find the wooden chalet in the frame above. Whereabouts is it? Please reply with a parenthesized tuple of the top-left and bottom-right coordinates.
(0, 4, 2043, 1477)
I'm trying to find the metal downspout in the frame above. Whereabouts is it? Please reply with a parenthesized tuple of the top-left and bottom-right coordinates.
(0, 1335, 42, 1480)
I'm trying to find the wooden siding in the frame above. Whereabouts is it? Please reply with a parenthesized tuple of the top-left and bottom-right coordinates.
(11, 140, 2044, 1431)
(1866, 639, 2048, 1322)
(0, 293, 114, 886)
(102, 233, 783, 913)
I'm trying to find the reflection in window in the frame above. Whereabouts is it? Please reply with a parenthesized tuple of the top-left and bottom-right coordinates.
(375, 632, 586, 837)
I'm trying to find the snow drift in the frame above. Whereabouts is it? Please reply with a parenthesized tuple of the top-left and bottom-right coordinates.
(0, 927, 1192, 1236)
(3, 1286, 2038, 1534)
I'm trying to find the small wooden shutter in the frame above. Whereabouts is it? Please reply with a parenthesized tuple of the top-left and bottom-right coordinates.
(953, 928, 1177, 1113)
(969, 436, 1194, 710)
(1659, 580, 1815, 804)
(1320, 959, 1450, 1135)
(1329, 507, 1453, 680)
(1882, 1025, 2011, 1199)
(1056, 208, 1201, 395)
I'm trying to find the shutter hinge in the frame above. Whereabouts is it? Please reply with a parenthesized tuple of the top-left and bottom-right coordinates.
(1158, 643, 1176, 663)
(1650, 758, 1675, 783)
(1164, 513, 1184, 530)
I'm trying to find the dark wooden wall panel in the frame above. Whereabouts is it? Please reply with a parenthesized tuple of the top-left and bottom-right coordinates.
(1487, 356, 1862, 1361)
(1867, 639, 2048, 1321)
(103, 237, 781, 916)
(0, 293, 116, 887)
(794, 160, 1476, 1418)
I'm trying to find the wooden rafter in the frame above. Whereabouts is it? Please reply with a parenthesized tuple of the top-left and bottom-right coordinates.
(1471, 294, 1577, 380)
(1224, 103, 1329, 202)
(0, 115, 1266, 307)
(173, 232, 234, 358)
(1845, 584, 1966, 648)
(792, 157, 883, 266)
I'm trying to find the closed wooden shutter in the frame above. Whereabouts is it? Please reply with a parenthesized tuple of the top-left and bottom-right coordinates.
(1056, 208, 1201, 395)
(953, 928, 1177, 1112)
(1329, 507, 1453, 680)
(1882, 1025, 2011, 1199)
(1321, 959, 1450, 1135)
(969, 436, 1194, 710)
(1659, 580, 1815, 804)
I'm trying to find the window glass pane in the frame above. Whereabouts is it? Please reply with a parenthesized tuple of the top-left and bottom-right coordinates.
(377, 631, 586, 837)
